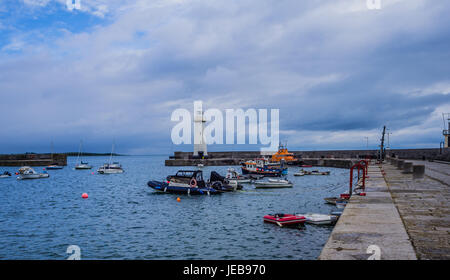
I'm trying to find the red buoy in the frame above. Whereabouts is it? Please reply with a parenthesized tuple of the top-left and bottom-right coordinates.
(82, 193, 88, 199)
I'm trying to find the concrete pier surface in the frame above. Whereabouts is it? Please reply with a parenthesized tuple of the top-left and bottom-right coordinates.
(319, 164, 417, 260)
(319, 160, 450, 260)
(383, 160, 450, 259)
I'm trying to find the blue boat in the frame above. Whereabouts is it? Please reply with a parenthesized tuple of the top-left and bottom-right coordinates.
(241, 158, 287, 177)
(147, 170, 233, 195)
(147, 180, 221, 195)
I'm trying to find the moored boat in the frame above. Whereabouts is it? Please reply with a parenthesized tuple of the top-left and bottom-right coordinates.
(148, 170, 222, 195)
(0, 171, 12, 178)
(98, 142, 123, 174)
(46, 164, 64, 170)
(75, 140, 92, 170)
(254, 178, 293, 188)
(75, 162, 92, 170)
(263, 214, 306, 227)
(270, 143, 300, 165)
(324, 197, 348, 205)
(297, 213, 338, 225)
(226, 168, 252, 183)
(17, 167, 49, 180)
(98, 162, 124, 174)
(241, 158, 287, 177)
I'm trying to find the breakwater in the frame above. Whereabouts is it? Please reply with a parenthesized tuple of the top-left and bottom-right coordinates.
(166, 148, 450, 166)
(0, 153, 67, 167)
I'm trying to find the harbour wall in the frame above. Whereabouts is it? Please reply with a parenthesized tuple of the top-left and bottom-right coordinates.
(166, 148, 450, 166)
(0, 153, 67, 167)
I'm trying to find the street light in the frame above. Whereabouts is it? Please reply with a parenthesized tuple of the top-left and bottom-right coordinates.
(364, 137, 369, 150)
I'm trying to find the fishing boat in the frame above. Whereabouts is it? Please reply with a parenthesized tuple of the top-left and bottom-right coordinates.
(75, 140, 92, 170)
(263, 214, 306, 227)
(226, 168, 252, 183)
(17, 167, 49, 180)
(296, 213, 338, 225)
(148, 170, 222, 195)
(241, 158, 287, 177)
(0, 171, 11, 178)
(294, 170, 306, 176)
(98, 142, 124, 174)
(270, 142, 300, 165)
(254, 178, 293, 188)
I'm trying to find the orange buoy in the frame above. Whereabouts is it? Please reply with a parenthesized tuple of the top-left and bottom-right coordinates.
(177, 197, 181, 202)
(82, 193, 88, 199)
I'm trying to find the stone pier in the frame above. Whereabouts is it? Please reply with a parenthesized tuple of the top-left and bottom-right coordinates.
(319, 159, 450, 260)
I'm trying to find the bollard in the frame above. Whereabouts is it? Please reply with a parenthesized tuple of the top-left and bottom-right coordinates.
(402, 162, 413, 174)
(413, 165, 425, 179)
(397, 160, 405, 169)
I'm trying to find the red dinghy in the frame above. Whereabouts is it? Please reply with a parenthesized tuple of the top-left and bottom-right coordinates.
(263, 214, 306, 227)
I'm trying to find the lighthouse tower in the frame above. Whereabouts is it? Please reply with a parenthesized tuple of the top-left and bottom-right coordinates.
(193, 101, 207, 158)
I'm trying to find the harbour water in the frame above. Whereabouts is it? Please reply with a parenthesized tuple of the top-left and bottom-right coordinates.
(0, 156, 348, 259)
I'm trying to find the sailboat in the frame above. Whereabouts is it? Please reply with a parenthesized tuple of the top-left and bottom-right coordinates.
(75, 140, 92, 170)
(97, 141, 124, 174)
(46, 141, 64, 170)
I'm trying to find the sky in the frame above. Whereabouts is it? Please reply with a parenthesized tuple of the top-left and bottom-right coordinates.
(0, 0, 449, 155)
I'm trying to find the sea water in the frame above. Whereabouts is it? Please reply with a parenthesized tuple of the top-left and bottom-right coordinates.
(0, 155, 348, 259)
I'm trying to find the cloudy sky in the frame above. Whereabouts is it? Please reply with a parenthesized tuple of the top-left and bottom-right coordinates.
(0, 0, 449, 155)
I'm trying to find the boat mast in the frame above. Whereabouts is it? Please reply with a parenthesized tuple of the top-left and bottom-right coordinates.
(76, 140, 82, 164)
(109, 140, 115, 165)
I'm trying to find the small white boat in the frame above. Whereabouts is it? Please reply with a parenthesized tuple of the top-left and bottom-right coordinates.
(294, 171, 305, 176)
(226, 168, 252, 183)
(46, 164, 64, 170)
(254, 178, 293, 188)
(197, 163, 204, 167)
(17, 167, 50, 180)
(75, 140, 92, 170)
(0, 171, 12, 178)
(336, 201, 348, 209)
(97, 163, 124, 174)
(75, 162, 92, 170)
(297, 213, 338, 225)
(98, 141, 124, 174)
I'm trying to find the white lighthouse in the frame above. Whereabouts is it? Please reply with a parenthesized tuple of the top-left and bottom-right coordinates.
(193, 101, 207, 157)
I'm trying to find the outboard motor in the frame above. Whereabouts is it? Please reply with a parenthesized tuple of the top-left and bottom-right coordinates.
(210, 171, 226, 183)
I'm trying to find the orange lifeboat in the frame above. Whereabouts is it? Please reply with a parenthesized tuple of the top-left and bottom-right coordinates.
(271, 144, 298, 164)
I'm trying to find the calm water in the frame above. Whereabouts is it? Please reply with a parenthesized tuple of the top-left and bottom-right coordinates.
(0, 156, 348, 260)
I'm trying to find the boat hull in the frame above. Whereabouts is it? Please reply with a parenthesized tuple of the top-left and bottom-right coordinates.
(147, 180, 221, 195)
(98, 169, 124, 174)
(263, 214, 306, 227)
(241, 167, 282, 177)
(299, 213, 338, 225)
(75, 165, 92, 170)
(46, 166, 63, 170)
(17, 174, 50, 180)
